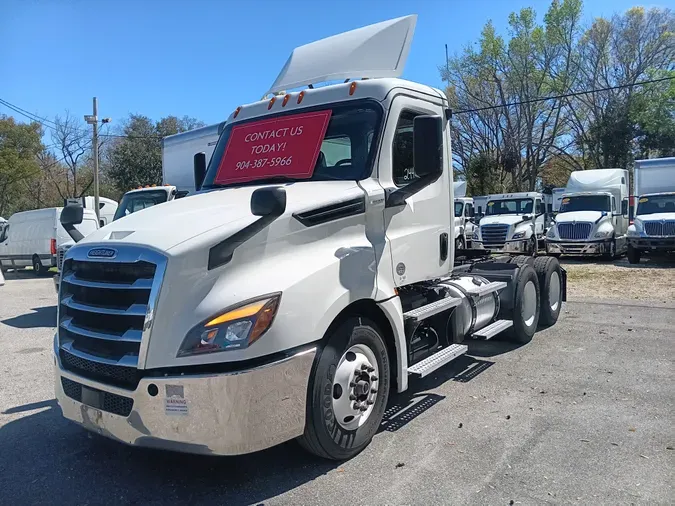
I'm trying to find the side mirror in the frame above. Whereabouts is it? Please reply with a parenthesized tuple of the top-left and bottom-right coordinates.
(413, 115, 443, 178)
(194, 152, 207, 191)
(468, 206, 475, 218)
(621, 199, 628, 217)
(60, 205, 84, 243)
(251, 186, 286, 217)
(547, 203, 553, 214)
(477, 206, 483, 216)
(522, 214, 532, 221)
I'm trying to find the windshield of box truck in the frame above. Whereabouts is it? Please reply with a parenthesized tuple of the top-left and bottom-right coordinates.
(637, 194, 675, 215)
(113, 190, 169, 220)
(559, 195, 610, 213)
(486, 198, 533, 215)
(454, 202, 464, 217)
(202, 102, 382, 189)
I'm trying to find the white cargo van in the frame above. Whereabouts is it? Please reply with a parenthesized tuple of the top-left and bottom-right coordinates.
(546, 169, 629, 258)
(0, 207, 98, 275)
(627, 157, 675, 263)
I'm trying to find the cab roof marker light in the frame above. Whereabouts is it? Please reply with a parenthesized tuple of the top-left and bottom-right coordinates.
(349, 82, 357, 95)
(297, 91, 305, 104)
(282, 94, 291, 107)
(233, 106, 242, 118)
(268, 97, 276, 110)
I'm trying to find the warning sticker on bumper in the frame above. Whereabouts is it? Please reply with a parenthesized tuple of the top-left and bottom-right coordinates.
(165, 385, 188, 416)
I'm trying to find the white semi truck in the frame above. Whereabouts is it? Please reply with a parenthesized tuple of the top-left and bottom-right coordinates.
(53, 16, 565, 460)
(627, 157, 675, 264)
(472, 192, 548, 255)
(545, 169, 629, 258)
(453, 181, 475, 249)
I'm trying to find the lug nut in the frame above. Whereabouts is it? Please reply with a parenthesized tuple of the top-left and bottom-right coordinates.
(349, 382, 356, 387)
(367, 366, 375, 373)
(361, 364, 369, 371)
(370, 375, 378, 381)
(371, 388, 378, 393)
(349, 394, 357, 401)
(366, 400, 374, 405)
(360, 405, 368, 411)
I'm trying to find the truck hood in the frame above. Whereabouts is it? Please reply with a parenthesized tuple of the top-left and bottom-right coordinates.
(78, 181, 362, 252)
(479, 215, 530, 226)
(554, 210, 605, 223)
(635, 212, 675, 221)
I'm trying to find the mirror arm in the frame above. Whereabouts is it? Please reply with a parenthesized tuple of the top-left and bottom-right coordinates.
(63, 223, 84, 243)
(385, 172, 441, 208)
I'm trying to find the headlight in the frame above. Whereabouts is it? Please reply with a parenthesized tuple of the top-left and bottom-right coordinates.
(627, 225, 639, 237)
(633, 219, 644, 232)
(512, 231, 526, 240)
(547, 227, 557, 239)
(177, 293, 281, 357)
(594, 230, 612, 238)
(472, 231, 479, 240)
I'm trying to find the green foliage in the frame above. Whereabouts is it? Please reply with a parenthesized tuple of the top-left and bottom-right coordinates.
(0, 116, 44, 216)
(107, 115, 205, 192)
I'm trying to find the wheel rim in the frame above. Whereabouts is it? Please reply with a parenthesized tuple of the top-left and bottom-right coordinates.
(521, 280, 537, 327)
(33, 259, 39, 272)
(548, 271, 561, 312)
(332, 343, 379, 431)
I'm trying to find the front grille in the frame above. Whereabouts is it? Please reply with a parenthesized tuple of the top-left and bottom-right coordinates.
(60, 349, 142, 389)
(480, 224, 509, 247)
(558, 222, 592, 240)
(644, 220, 675, 237)
(61, 377, 134, 417)
(57, 246, 69, 271)
(57, 248, 164, 390)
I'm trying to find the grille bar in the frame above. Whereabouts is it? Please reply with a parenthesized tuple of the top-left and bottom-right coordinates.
(61, 295, 148, 316)
(557, 222, 592, 240)
(481, 224, 509, 247)
(60, 318, 143, 343)
(62, 272, 153, 290)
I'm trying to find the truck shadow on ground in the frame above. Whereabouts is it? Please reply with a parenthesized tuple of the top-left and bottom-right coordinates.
(0, 305, 56, 329)
(0, 351, 505, 505)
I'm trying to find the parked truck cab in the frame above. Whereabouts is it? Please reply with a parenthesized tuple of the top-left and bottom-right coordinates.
(472, 192, 547, 255)
(53, 16, 565, 460)
(454, 197, 475, 249)
(545, 169, 629, 258)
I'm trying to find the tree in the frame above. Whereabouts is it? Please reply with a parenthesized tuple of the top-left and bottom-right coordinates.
(51, 112, 91, 198)
(107, 114, 205, 192)
(0, 116, 44, 216)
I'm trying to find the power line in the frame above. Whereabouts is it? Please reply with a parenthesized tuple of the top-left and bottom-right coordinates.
(452, 75, 675, 115)
(0, 98, 58, 127)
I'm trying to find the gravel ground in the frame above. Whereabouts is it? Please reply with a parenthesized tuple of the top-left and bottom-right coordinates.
(562, 256, 675, 301)
(0, 271, 673, 505)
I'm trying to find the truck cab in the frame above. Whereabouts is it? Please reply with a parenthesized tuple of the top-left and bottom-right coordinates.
(545, 169, 629, 258)
(53, 15, 564, 461)
(453, 197, 475, 249)
(472, 192, 547, 255)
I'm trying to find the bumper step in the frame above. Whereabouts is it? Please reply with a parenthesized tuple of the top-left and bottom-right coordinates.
(403, 296, 462, 322)
(472, 319, 513, 340)
(407, 344, 468, 378)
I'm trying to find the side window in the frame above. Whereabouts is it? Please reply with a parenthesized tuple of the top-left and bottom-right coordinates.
(392, 110, 422, 186)
(0, 225, 8, 242)
(466, 203, 473, 217)
(612, 197, 616, 212)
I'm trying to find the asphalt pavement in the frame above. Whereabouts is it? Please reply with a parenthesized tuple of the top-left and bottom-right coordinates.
(0, 270, 673, 505)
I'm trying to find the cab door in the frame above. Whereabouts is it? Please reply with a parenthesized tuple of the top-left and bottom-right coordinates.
(378, 94, 451, 286)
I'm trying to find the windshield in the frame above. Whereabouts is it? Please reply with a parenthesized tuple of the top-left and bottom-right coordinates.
(560, 195, 610, 213)
(636, 194, 675, 215)
(486, 198, 533, 215)
(113, 190, 169, 220)
(454, 202, 464, 217)
(202, 101, 382, 189)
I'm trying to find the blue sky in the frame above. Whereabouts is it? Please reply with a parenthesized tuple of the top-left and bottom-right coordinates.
(2, 0, 642, 135)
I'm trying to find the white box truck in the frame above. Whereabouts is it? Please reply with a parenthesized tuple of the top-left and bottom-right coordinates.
(545, 169, 629, 258)
(452, 181, 475, 249)
(627, 157, 675, 263)
(472, 192, 549, 255)
(0, 207, 98, 275)
(53, 16, 566, 460)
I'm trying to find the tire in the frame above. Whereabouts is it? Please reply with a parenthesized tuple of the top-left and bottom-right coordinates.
(527, 236, 537, 257)
(503, 264, 540, 344)
(32, 256, 46, 277)
(627, 245, 641, 264)
(509, 255, 535, 267)
(299, 317, 390, 460)
(533, 256, 562, 327)
(604, 238, 616, 261)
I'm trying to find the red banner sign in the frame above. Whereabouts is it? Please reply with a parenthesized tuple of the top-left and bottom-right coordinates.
(214, 110, 332, 185)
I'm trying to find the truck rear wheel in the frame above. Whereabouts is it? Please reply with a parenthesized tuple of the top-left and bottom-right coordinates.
(299, 317, 390, 460)
(533, 256, 562, 326)
(627, 245, 641, 264)
(32, 255, 47, 277)
(503, 264, 540, 344)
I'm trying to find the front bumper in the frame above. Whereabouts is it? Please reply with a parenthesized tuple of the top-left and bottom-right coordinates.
(54, 342, 316, 456)
(473, 240, 527, 253)
(627, 237, 675, 251)
(546, 239, 611, 256)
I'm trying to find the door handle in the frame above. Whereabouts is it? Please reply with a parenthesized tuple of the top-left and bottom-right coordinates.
(440, 233, 449, 261)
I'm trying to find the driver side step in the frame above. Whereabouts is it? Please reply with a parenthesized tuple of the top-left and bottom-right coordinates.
(407, 344, 468, 378)
(403, 296, 462, 322)
(471, 319, 513, 340)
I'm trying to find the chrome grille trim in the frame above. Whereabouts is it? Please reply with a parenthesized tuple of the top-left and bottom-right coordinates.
(480, 224, 509, 247)
(58, 245, 167, 373)
(557, 222, 592, 240)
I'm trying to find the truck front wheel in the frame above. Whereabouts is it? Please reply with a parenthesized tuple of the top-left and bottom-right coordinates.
(299, 317, 390, 460)
(627, 245, 641, 264)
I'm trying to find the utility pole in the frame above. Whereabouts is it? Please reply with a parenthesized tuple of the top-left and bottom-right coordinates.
(84, 98, 100, 222)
